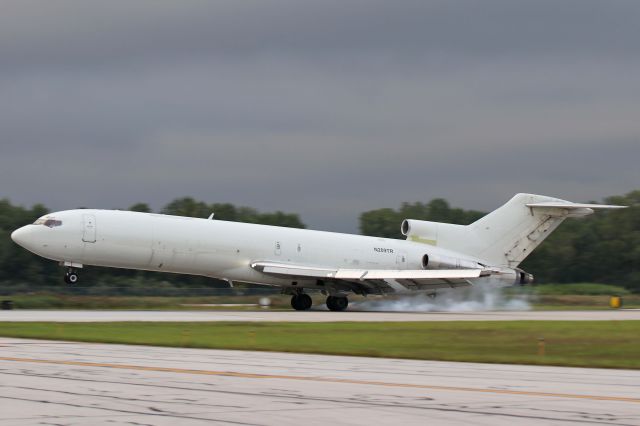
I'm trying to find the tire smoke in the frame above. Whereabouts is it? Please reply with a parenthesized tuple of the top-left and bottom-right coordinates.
(352, 284, 531, 312)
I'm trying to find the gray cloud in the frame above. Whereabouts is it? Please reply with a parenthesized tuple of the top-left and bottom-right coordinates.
(1, 1, 639, 232)
(2, 1, 639, 67)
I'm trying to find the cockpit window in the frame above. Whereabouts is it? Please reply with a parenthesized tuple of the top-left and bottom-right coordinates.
(33, 217, 63, 228)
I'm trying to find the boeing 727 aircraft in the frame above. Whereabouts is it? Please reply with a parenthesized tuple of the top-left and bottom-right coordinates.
(11, 194, 624, 311)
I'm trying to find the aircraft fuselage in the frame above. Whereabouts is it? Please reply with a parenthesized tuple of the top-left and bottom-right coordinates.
(11, 209, 508, 291)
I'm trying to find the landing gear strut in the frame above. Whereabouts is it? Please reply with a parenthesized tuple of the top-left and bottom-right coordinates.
(291, 293, 312, 311)
(326, 295, 348, 311)
(64, 269, 79, 284)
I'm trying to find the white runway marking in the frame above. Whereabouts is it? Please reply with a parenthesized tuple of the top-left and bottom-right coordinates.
(0, 309, 639, 322)
(1, 338, 639, 425)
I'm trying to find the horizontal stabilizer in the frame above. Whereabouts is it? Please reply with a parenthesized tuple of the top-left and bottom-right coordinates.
(526, 202, 626, 210)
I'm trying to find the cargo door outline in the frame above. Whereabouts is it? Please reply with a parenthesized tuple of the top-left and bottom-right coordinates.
(82, 214, 97, 243)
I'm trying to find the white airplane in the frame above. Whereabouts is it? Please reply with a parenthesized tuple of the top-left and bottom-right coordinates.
(11, 193, 624, 311)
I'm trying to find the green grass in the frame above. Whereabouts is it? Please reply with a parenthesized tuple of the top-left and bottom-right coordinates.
(4, 291, 640, 310)
(1, 321, 639, 369)
(534, 283, 631, 296)
(534, 295, 640, 309)
(4, 281, 639, 311)
(0, 294, 294, 310)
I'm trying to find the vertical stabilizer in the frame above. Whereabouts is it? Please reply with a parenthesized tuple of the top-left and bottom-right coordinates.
(467, 194, 572, 267)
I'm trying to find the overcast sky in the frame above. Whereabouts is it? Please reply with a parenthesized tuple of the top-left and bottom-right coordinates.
(1, 0, 639, 232)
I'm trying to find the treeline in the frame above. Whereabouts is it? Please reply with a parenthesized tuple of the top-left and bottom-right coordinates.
(360, 198, 485, 239)
(0, 191, 638, 293)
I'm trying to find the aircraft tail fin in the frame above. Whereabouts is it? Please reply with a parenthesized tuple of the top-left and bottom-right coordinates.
(402, 193, 625, 267)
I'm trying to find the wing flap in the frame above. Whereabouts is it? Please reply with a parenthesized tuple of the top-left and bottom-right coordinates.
(261, 265, 335, 278)
(333, 269, 482, 280)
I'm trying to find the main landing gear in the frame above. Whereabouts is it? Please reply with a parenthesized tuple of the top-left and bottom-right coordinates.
(326, 295, 348, 312)
(290, 293, 313, 311)
(289, 292, 350, 311)
(63, 269, 79, 284)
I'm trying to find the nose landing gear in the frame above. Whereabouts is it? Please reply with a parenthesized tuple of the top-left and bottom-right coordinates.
(64, 269, 79, 284)
(61, 262, 83, 285)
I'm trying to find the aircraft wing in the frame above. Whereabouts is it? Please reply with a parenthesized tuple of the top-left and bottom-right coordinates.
(251, 261, 484, 293)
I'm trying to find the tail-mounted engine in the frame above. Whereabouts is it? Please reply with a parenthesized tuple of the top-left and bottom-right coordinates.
(421, 253, 484, 270)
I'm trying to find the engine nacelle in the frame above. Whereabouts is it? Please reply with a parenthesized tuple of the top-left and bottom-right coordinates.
(402, 219, 440, 240)
(421, 253, 483, 270)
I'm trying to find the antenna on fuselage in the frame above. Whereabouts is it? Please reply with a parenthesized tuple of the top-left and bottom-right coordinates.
(207, 213, 215, 220)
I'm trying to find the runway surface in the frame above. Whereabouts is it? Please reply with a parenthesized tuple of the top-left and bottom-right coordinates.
(1, 309, 639, 322)
(1, 338, 639, 425)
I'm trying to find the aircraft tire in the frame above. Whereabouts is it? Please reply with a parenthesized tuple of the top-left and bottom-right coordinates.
(326, 296, 335, 311)
(66, 273, 79, 284)
(299, 293, 312, 310)
(326, 296, 348, 311)
(291, 294, 312, 311)
(290, 295, 299, 310)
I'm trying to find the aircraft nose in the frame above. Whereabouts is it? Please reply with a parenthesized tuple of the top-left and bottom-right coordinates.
(11, 226, 32, 248)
